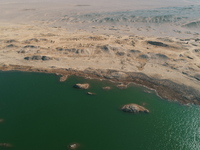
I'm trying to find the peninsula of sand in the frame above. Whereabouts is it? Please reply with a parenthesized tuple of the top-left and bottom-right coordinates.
(0, 0, 200, 104)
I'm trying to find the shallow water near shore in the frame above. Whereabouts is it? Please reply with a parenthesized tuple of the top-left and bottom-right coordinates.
(0, 71, 199, 150)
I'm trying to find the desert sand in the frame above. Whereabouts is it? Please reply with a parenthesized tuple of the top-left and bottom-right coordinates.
(0, 0, 200, 104)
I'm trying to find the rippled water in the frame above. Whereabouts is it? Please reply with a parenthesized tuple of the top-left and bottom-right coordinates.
(0, 71, 199, 150)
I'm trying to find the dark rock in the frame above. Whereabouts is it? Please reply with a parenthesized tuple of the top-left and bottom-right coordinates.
(116, 51, 125, 56)
(5, 40, 17, 43)
(32, 56, 42, 60)
(56, 47, 63, 51)
(195, 38, 200, 42)
(147, 41, 169, 47)
(182, 72, 188, 75)
(187, 56, 193, 59)
(24, 45, 37, 48)
(180, 39, 190, 41)
(26, 38, 39, 42)
(41, 56, 52, 61)
(24, 57, 30, 60)
(75, 49, 85, 54)
(98, 45, 109, 51)
(18, 50, 25, 53)
(155, 53, 169, 59)
(6, 44, 18, 48)
(179, 54, 183, 57)
(24, 55, 52, 61)
(129, 50, 141, 53)
(121, 103, 149, 113)
(64, 48, 86, 54)
(138, 54, 149, 59)
(194, 74, 200, 81)
(65, 48, 77, 53)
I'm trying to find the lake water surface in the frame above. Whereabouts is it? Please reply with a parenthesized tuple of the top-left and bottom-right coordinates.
(0, 71, 199, 150)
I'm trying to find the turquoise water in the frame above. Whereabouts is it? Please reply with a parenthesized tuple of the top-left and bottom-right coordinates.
(0, 71, 199, 150)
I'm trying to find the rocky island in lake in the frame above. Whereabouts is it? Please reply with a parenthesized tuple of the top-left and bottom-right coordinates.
(74, 83, 90, 89)
(121, 104, 149, 113)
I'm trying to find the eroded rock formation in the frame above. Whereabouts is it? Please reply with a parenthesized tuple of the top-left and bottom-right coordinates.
(121, 104, 149, 113)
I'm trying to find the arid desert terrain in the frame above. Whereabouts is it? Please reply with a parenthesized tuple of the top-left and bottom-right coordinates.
(0, 0, 200, 104)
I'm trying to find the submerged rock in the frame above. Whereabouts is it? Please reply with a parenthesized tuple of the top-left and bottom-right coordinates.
(68, 143, 79, 150)
(102, 86, 111, 90)
(0, 143, 12, 148)
(0, 119, 4, 123)
(74, 83, 89, 89)
(121, 104, 149, 113)
(87, 92, 96, 95)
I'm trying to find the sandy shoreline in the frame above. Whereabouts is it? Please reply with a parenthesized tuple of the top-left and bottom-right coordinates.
(0, 63, 200, 105)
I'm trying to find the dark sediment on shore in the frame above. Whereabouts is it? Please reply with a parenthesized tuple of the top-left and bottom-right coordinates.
(0, 64, 200, 105)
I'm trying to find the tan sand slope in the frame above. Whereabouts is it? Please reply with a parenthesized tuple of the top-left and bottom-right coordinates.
(0, 24, 200, 104)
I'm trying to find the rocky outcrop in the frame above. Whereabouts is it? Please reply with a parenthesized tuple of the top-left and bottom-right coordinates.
(121, 104, 149, 113)
(24, 56, 52, 61)
(23, 45, 38, 48)
(74, 83, 89, 89)
(41, 56, 52, 61)
(116, 51, 125, 56)
(138, 54, 149, 59)
(6, 44, 18, 48)
(147, 41, 169, 47)
(129, 49, 141, 54)
(117, 83, 127, 89)
(5, 39, 17, 43)
(59, 75, 68, 82)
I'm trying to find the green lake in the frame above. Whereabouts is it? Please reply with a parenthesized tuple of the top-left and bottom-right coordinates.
(0, 71, 199, 150)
